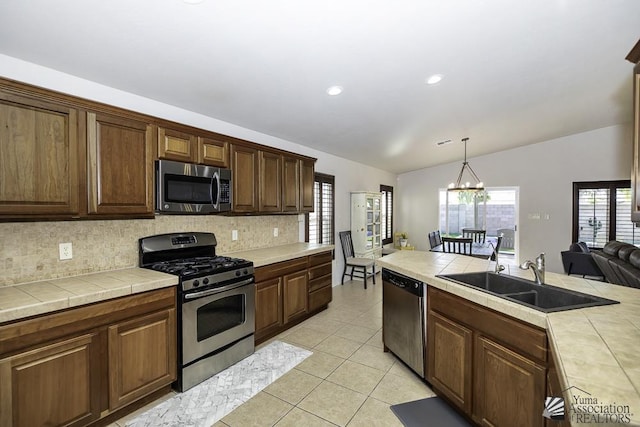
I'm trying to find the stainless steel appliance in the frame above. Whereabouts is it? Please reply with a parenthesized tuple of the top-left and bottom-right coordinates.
(156, 159, 232, 214)
(139, 232, 254, 391)
(382, 268, 426, 377)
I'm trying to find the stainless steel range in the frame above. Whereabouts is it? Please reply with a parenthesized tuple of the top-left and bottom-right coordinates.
(139, 232, 255, 391)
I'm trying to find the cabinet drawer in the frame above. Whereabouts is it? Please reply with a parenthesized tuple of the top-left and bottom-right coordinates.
(309, 251, 332, 267)
(309, 275, 332, 293)
(428, 287, 547, 363)
(309, 286, 332, 311)
(308, 262, 332, 281)
(255, 257, 308, 282)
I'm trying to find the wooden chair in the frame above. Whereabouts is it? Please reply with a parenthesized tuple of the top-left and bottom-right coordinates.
(496, 228, 514, 249)
(441, 237, 473, 255)
(428, 232, 438, 249)
(462, 228, 486, 244)
(490, 236, 503, 261)
(428, 230, 443, 249)
(339, 231, 376, 289)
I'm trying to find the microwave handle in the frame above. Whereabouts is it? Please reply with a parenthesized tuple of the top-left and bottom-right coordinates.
(211, 170, 220, 209)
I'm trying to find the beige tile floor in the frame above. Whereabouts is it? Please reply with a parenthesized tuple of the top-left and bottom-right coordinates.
(113, 275, 435, 427)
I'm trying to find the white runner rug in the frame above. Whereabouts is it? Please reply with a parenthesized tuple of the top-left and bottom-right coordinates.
(125, 340, 312, 427)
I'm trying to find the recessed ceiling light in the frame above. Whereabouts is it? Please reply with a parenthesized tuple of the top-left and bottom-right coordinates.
(326, 86, 343, 96)
(182, 0, 204, 4)
(426, 74, 443, 85)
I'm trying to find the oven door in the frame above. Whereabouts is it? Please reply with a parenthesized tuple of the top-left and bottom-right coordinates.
(181, 279, 255, 365)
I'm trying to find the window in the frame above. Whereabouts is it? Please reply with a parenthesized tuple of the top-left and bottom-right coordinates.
(307, 173, 335, 244)
(572, 180, 639, 248)
(380, 185, 393, 245)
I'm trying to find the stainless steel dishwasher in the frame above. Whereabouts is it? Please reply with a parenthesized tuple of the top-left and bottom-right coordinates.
(382, 268, 426, 377)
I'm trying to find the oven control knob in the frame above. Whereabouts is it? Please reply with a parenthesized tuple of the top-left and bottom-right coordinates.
(235, 270, 241, 277)
(193, 280, 200, 287)
(203, 278, 209, 285)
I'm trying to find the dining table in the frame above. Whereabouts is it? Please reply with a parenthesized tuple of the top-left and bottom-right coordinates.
(430, 236, 498, 259)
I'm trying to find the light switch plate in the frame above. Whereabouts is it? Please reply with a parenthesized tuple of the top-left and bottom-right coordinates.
(232, 230, 238, 241)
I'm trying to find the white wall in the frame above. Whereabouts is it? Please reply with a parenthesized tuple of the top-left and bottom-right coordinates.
(397, 124, 632, 273)
(0, 54, 397, 286)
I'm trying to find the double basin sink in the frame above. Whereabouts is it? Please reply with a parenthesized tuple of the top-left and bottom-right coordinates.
(437, 272, 619, 313)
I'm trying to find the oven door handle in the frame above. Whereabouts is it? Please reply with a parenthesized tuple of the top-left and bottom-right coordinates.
(183, 277, 254, 300)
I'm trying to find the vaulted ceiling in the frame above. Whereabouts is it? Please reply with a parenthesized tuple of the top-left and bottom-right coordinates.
(1, 1, 638, 173)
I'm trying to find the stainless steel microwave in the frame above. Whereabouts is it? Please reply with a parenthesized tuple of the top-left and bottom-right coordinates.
(156, 160, 232, 214)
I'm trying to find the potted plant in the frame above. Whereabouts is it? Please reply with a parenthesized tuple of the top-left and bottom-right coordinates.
(400, 232, 408, 247)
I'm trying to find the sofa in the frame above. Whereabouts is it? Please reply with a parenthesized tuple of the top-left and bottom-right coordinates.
(590, 241, 640, 288)
(560, 242, 605, 279)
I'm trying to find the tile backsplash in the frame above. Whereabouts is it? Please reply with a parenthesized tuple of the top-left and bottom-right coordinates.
(0, 214, 301, 286)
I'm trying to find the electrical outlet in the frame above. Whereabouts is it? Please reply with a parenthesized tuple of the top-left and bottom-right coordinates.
(59, 242, 73, 260)
(232, 230, 238, 241)
(273, 227, 278, 237)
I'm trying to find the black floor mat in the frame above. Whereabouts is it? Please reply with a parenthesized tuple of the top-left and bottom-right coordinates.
(390, 397, 472, 427)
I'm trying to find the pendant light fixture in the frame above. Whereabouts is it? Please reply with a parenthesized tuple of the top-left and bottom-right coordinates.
(447, 137, 484, 191)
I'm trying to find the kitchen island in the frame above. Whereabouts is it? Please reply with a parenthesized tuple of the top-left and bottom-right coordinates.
(377, 250, 640, 427)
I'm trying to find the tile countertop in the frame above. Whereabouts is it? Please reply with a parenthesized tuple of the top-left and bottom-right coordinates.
(377, 250, 640, 427)
(0, 268, 177, 325)
(227, 242, 335, 268)
(0, 243, 334, 326)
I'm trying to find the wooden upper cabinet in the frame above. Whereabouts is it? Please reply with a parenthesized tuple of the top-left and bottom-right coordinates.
(300, 158, 315, 212)
(282, 156, 300, 212)
(158, 126, 196, 162)
(0, 93, 80, 218)
(259, 150, 282, 212)
(87, 112, 154, 217)
(231, 144, 259, 212)
(198, 136, 229, 167)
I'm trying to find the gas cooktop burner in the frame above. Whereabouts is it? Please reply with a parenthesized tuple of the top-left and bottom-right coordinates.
(150, 256, 250, 277)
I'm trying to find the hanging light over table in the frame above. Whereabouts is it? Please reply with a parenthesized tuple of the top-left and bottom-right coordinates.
(447, 137, 484, 191)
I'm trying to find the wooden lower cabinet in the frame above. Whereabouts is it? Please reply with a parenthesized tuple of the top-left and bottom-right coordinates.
(428, 311, 473, 414)
(283, 270, 308, 323)
(255, 251, 333, 343)
(427, 287, 548, 427)
(108, 308, 176, 410)
(0, 287, 177, 427)
(0, 333, 101, 427)
(473, 336, 545, 427)
(255, 277, 283, 340)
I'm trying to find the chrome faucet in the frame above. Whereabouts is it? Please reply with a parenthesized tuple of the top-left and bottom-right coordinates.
(489, 242, 505, 274)
(520, 253, 545, 285)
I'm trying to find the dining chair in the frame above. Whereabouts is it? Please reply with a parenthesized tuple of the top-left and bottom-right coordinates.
(462, 228, 486, 244)
(339, 231, 376, 289)
(435, 230, 442, 246)
(441, 237, 473, 255)
(428, 232, 438, 249)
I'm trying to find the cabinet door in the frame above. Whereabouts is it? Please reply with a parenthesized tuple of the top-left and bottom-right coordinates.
(230, 144, 258, 212)
(300, 159, 315, 212)
(282, 155, 300, 212)
(198, 136, 229, 167)
(87, 112, 154, 216)
(0, 93, 80, 217)
(255, 277, 283, 341)
(0, 333, 101, 427)
(283, 270, 308, 323)
(473, 336, 546, 427)
(158, 126, 196, 162)
(108, 308, 177, 410)
(259, 150, 282, 212)
(427, 311, 473, 414)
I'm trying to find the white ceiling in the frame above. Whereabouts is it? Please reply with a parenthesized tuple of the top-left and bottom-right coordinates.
(0, 1, 638, 174)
